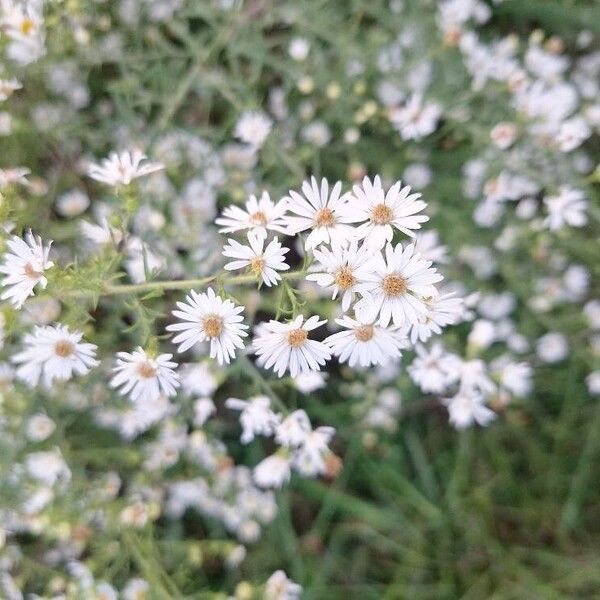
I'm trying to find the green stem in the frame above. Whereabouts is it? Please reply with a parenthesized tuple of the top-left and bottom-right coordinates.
(67, 269, 305, 298)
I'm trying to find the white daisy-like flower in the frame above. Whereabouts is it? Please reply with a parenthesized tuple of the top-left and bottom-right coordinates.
(265, 570, 302, 600)
(215, 191, 288, 239)
(166, 287, 248, 364)
(282, 177, 355, 250)
(0, 166, 30, 188)
(253, 315, 331, 377)
(306, 240, 376, 311)
(225, 395, 281, 444)
(0, 77, 22, 101)
(253, 452, 292, 488)
(325, 314, 407, 368)
(87, 150, 164, 186)
(13, 324, 98, 387)
(543, 186, 587, 231)
(408, 343, 462, 394)
(222, 232, 290, 287)
(0, 231, 53, 309)
(356, 242, 443, 327)
(409, 292, 464, 344)
(234, 110, 273, 148)
(342, 175, 429, 249)
(110, 347, 179, 402)
(444, 391, 495, 429)
(389, 93, 442, 140)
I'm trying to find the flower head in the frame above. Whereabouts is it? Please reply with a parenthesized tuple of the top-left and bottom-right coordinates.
(343, 175, 429, 249)
(88, 150, 164, 186)
(110, 347, 179, 402)
(215, 191, 288, 239)
(282, 177, 355, 250)
(13, 324, 98, 387)
(253, 315, 331, 377)
(166, 288, 248, 364)
(223, 232, 289, 287)
(0, 231, 53, 309)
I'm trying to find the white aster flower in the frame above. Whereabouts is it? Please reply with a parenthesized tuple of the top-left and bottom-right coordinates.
(87, 150, 164, 186)
(325, 314, 407, 368)
(343, 175, 429, 249)
(253, 315, 331, 377)
(408, 342, 462, 394)
(444, 391, 495, 429)
(215, 191, 288, 239)
(282, 176, 355, 250)
(0, 77, 22, 101)
(13, 324, 98, 387)
(356, 242, 443, 327)
(389, 93, 441, 140)
(306, 240, 376, 311)
(265, 570, 303, 600)
(409, 292, 464, 343)
(253, 452, 292, 488)
(292, 425, 336, 478)
(234, 110, 273, 148)
(543, 187, 587, 231)
(275, 410, 311, 447)
(223, 232, 289, 287)
(166, 287, 248, 364)
(0, 231, 53, 309)
(0, 166, 29, 188)
(225, 395, 281, 444)
(110, 347, 179, 402)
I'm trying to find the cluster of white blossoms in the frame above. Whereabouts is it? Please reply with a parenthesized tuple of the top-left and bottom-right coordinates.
(0, 166, 469, 425)
(0, 0, 46, 66)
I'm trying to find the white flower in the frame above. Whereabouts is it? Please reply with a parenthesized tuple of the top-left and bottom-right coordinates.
(409, 292, 464, 344)
(25, 449, 71, 486)
(492, 357, 533, 398)
(193, 397, 216, 426)
(234, 111, 272, 148)
(0, 232, 53, 309)
(0, 77, 22, 101)
(223, 232, 289, 287)
(356, 242, 443, 327)
(87, 150, 164, 186)
(389, 94, 441, 140)
(81, 217, 124, 246)
(275, 410, 311, 447)
(110, 347, 179, 402)
(25, 413, 56, 442)
(342, 175, 428, 249)
(306, 240, 376, 311)
(122, 579, 150, 600)
(325, 314, 407, 368)
(292, 426, 335, 478)
(408, 343, 462, 394)
(536, 332, 568, 364)
(282, 176, 355, 250)
(55, 189, 89, 217)
(288, 37, 310, 61)
(253, 315, 331, 377)
(444, 391, 495, 429)
(543, 187, 587, 231)
(13, 324, 98, 387)
(586, 371, 600, 396)
(0, 166, 29, 188)
(215, 191, 288, 239)
(166, 288, 248, 364)
(265, 570, 302, 600)
(555, 116, 591, 152)
(253, 452, 292, 488)
(292, 371, 327, 394)
(180, 361, 218, 397)
(225, 395, 281, 444)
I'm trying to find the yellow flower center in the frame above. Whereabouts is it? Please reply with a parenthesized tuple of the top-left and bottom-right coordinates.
(314, 207, 336, 227)
(54, 340, 75, 358)
(24, 262, 41, 279)
(382, 274, 408, 296)
(371, 203, 393, 225)
(354, 325, 375, 342)
(250, 211, 267, 226)
(334, 266, 356, 290)
(137, 361, 157, 379)
(250, 257, 264, 276)
(202, 314, 224, 338)
(20, 19, 35, 35)
(287, 328, 308, 348)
